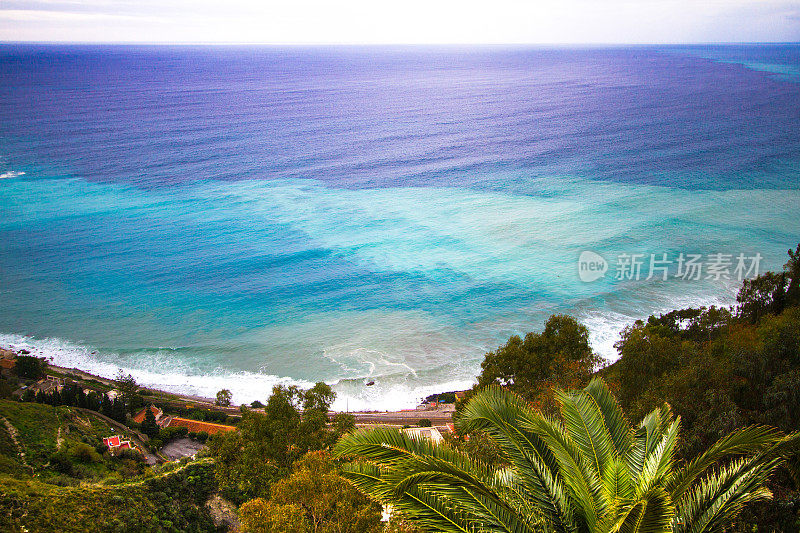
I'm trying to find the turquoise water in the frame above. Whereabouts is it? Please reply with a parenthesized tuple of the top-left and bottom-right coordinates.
(1, 45, 799, 409)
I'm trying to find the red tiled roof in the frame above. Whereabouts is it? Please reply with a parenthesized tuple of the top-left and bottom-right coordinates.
(166, 417, 236, 435)
(104, 436, 121, 447)
(132, 405, 162, 424)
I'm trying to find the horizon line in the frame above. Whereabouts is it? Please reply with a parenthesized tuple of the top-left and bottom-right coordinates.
(2, 40, 800, 47)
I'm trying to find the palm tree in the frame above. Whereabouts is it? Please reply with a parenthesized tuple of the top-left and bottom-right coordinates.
(334, 378, 800, 533)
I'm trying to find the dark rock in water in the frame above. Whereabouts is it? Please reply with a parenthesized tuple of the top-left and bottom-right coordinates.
(19, 349, 30, 355)
(365, 380, 375, 386)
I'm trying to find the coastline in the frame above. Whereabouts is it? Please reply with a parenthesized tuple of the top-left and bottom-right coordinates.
(0, 286, 740, 413)
(4, 350, 458, 426)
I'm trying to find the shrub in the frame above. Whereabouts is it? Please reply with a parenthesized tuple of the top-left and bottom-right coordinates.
(417, 418, 432, 427)
(49, 451, 73, 475)
(70, 443, 101, 464)
(14, 355, 47, 379)
(118, 448, 145, 463)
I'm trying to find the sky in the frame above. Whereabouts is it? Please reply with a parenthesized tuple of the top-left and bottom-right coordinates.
(1, 0, 800, 44)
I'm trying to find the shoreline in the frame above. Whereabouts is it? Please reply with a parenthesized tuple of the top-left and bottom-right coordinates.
(4, 350, 459, 425)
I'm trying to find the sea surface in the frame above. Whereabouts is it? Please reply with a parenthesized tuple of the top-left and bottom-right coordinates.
(1, 44, 799, 410)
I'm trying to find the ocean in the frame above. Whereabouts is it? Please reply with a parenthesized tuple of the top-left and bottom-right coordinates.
(1, 44, 799, 410)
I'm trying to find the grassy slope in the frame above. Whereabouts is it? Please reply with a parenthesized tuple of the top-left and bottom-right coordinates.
(0, 401, 221, 532)
(0, 460, 220, 532)
(0, 400, 126, 472)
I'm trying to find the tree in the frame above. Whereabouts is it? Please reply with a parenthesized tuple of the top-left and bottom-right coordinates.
(0, 377, 13, 399)
(336, 379, 800, 533)
(115, 370, 142, 414)
(209, 382, 346, 503)
(215, 388, 233, 407)
(239, 499, 307, 533)
(332, 412, 356, 435)
(475, 314, 601, 411)
(14, 355, 47, 380)
(141, 406, 160, 438)
(239, 451, 383, 533)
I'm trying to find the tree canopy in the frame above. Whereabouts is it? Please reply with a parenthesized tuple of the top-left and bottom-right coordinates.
(336, 379, 800, 533)
(209, 382, 347, 504)
(239, 451, 383, 533)
(475, 314, 601, 411)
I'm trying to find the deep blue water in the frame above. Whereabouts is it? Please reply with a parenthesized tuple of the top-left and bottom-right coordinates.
(1, 44, 799, 409)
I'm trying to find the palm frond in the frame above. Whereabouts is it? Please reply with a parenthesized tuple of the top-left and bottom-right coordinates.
(455, 385, 578, 531)
(525, 413, 603, 531)
(555, 386, 616, 479)
(673, 456, 779, 533)
(665, 425, 781, 500)
(635, 419, 681, 499)
(583, 378, 634, 458)
(627, 404, 674, 479)
(612, 487, 675, 533)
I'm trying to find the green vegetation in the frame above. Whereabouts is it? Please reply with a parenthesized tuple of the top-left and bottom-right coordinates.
(239, 451, 383, 533)
(0, 460, 218, 532)
(216, 389, 233, 407)
(141, 405, 160, 438)
(472, 314, 602, 412)
(336, 379, 799, 533)
(23, 382, 128, 423)
(188, 408, 231, 424)
(13, 355, 47, 380)
(0, 399, 149, 482)
(209, 382, 347, 504)
(116, 370, 144, 415)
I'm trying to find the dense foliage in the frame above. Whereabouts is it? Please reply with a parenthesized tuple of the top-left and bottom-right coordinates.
(13, 355, 47, 380)
(0, 460, 219, 532)
(336, 379, 800, 533)
(239, 451, 383, 533)
(602, 246, 800, 530)
(0, 400, 147, 482)
(216, 389, 233, 407)
(23, 381, 128, 424)
(473, 314, 602, 412)
(209, 382, 349, 504)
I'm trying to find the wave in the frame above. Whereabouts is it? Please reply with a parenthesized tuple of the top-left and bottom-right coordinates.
(0, 278, 740, 412)
(0, 171, 24, 179)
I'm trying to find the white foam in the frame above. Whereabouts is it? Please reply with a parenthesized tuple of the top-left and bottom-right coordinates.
(0, 331, 471, 411)
(0, 171, 24, 179)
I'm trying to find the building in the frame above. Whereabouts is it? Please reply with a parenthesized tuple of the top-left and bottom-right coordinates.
(132, 404, 164, 425)
(0, 357, 15, 377)
(163, 417, 236, 435)
(402, 426, 444, 444)
(102, 435, 136, 454)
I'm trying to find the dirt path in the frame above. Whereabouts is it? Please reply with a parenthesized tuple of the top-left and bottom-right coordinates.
(1, 415, 34, 474)
(56, 426, 64, 450)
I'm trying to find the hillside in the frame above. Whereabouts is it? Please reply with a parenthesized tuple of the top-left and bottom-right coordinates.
(0, 459, 220, 532)
(0, 399, 147, 483)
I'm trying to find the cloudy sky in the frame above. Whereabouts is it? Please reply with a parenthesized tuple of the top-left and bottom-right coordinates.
(2, 0, 800, 44)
